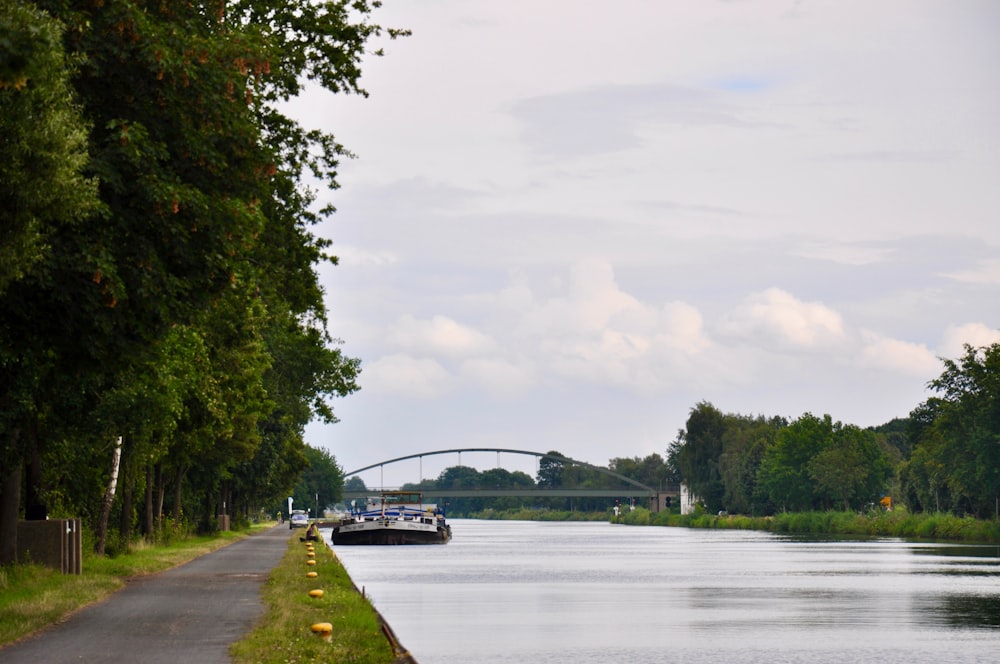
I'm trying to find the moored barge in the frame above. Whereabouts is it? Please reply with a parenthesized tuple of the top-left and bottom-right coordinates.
(330, 491, 452, 545)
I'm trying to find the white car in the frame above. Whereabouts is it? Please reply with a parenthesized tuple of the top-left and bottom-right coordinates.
(289, 513, 309, 529)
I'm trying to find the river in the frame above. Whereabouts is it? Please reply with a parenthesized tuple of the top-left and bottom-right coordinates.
(326, 519, 1000, 663)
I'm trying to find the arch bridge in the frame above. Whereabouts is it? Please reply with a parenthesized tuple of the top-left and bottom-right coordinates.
(342, 447, 675, 510)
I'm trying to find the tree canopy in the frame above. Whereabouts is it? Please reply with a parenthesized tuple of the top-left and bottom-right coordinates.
(0, 0, 403, 561)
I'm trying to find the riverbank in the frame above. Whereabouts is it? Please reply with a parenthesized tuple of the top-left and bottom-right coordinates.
(612, 506, 1000, 543)
(231, 532, 408, 664)
(465, 507, 610, 521)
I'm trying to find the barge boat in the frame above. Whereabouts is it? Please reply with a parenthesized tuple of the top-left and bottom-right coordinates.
(330, 491, 452, 545)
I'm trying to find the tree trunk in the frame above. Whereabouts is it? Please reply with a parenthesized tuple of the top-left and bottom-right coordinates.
(118, 459, 134, 542)
(155, 462, 165, 529)
(171, 465, 185, 522)
(143, 464, 154, 538)
(0, 460, 22, 565)
(94, 437, 123, 555)
(24, 443, 46, 520)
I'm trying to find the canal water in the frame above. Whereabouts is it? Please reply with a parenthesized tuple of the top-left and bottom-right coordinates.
(326, 519, 1000, 663)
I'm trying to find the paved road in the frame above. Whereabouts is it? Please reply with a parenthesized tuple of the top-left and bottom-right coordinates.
(0, 524, 290, 663)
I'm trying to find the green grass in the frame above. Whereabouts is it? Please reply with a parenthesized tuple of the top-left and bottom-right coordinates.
(230, 535, 399, 664)
(467, 507, 612, 521)
(612, 506, 1000, 542)
(0, 525, 266, 647)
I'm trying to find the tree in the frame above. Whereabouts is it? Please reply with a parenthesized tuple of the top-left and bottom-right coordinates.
(344, 476, 367, 492)
(0, 0, 100, 564)
(672, 402, 727, 512)
(808, 425, 891, 511)
(291, 446, 343, 517)
(0, 0, 97, 295)
(757, 413, 835, 512)
(537, 451, 568, 488)
(717, 415, 783, 515)
(904, 343, 1000, 516)
(609, 454, 674, 490)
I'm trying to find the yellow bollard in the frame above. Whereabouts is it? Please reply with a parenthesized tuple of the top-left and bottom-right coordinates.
(307, 551, 316, 557)
(311, 622, 333, 642)
(306, 559, 316, 566)
(306, 571, 318, 578)
(308, 589, 324, 598)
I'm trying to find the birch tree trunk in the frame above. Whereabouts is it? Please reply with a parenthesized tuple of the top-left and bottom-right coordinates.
(94, 436, 122, 554)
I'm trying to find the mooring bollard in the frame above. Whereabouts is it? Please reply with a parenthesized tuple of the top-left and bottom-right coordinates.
(311, 622, 333, 642)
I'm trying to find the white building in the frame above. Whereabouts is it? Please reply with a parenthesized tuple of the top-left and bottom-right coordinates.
(679, 482, 701, 515)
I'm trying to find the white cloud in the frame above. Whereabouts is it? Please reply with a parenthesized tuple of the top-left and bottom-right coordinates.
(386, 314, 496, 358)
(459, 357, 535, 398)
(334, 244, 398, 267)
(938, 323, 1000, 359)
(793, 241, 893, 266)
(721, 288, 846, 351)
(501, 260, 713, 391)
(857, 330, 939, 378)
(940, 260, 1000, 285)
(362, 354, 453, 399)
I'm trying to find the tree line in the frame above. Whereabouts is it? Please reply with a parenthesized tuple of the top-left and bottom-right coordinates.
(670, 343, 1000, 518)
(0, 0, 404, 561)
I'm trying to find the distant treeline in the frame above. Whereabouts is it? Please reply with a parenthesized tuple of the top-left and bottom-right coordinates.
(670, 343, 1000, 519)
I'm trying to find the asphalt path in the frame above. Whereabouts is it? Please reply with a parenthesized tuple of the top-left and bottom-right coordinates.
(0, 524, 290, 663)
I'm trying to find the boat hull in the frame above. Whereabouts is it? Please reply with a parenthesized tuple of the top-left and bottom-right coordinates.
(331, 519, 452, 545)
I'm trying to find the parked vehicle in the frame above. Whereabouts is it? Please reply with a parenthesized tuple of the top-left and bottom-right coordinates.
(289, 512, 309, 529)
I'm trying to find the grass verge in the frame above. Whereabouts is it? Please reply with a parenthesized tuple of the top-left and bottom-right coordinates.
(612, 506, 1000, 542)
(230, 534, 402, 664)
(0, 525, 266, 647)
(466, 508, 611, 521)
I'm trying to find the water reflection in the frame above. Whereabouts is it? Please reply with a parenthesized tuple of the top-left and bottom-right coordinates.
(928, 593, 1000, 629)
(329, 520, 1000, 663)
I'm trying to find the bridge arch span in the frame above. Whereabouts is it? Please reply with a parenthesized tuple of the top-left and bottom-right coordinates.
(343, 447, 656, 494)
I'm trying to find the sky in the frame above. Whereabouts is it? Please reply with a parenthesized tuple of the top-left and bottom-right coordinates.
(297, 0, 1000, 488)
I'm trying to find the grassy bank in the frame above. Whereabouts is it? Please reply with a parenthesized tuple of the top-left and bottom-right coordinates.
(466, 508, 611, 521)
(0, 525, 264, 647)
(612, 506, 1000, 542)
(231, 534, 404, 664)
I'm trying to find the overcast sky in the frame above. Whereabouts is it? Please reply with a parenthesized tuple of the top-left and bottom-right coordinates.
(297, 0, 1000, 488)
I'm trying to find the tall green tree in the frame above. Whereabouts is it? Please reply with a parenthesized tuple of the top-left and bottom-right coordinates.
(0, 0, 97, 294)
(904, 344, 1000, 517)
(291, 445, 343, 517)
(717, 415, 784, 515)
(0, 0, 99, 563)
(672, 402, 727, 512)
(807, 424, 891, 511)
(757, 413, 835, 512)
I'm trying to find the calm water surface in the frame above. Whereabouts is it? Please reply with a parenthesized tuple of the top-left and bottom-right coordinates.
(327, 519, 1000, 663)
